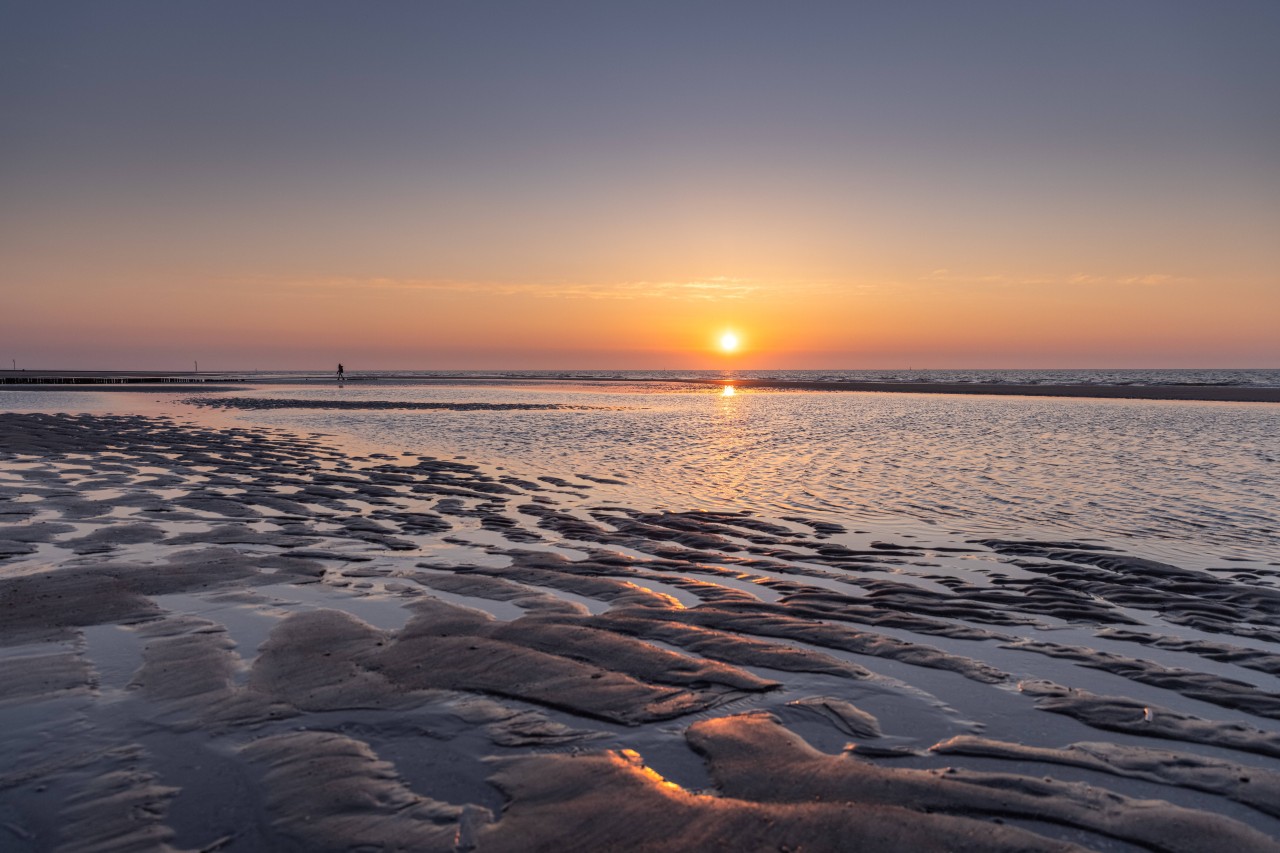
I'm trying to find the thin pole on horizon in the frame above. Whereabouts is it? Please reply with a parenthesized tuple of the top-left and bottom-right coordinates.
(194, 361, 198, 374)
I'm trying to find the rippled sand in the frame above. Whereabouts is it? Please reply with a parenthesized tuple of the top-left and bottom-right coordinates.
(2, 409, 1279, 852)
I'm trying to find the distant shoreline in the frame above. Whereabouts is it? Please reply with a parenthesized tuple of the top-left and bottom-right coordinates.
(3, 371, 1279, 402)
(683, 378, 1280, 402)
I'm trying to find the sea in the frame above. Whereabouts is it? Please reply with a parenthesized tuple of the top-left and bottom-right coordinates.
(256, 367, 1280, 387)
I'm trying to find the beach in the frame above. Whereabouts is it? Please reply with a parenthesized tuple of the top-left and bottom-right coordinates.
(697, 378, 1280, 403)
(2, 383, 1279, 852)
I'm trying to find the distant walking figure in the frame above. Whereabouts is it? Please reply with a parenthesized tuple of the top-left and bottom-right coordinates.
(337, 363, 345, 381)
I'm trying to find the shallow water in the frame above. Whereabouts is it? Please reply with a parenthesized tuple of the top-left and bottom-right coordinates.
(221, 367, 1280, 388)
(170, 382, 1280, 567)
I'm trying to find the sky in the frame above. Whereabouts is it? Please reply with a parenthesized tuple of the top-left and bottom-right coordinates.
(2, 0, 1278, 370)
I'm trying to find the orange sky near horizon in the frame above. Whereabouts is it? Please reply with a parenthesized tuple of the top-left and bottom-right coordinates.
(5, 262, 1275, 370)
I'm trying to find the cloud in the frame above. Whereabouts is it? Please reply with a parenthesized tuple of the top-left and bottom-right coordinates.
(1113, 273, 1192, 286)
(922, 270, 1193, 287)
(237, 275, 834, 301)
(1068, 272, 1194, 286)
(560, 277, 765, 300)
(920, 269, 1053, 286)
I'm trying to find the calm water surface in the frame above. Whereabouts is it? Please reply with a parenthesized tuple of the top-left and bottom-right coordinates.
(200, 383, 1280, 567)
(253, 367, 1280, 387)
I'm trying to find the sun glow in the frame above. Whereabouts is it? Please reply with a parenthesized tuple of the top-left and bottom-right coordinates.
(719, 331, 740, 352)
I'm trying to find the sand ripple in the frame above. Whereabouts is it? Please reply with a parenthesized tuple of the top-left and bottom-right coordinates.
(1, 412, 1279, 851)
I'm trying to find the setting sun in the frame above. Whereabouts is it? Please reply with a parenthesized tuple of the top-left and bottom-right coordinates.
(719, 331, 740, 353)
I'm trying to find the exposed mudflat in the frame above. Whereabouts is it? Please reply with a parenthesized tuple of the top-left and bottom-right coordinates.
(2, 411, 1278, 851)
(185, 397, 629, 412)
(687, 378, 1280, 403)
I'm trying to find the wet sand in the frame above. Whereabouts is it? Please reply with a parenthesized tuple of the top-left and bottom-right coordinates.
(2, 410, 1279, 851)
(690, 378, 1280, 403)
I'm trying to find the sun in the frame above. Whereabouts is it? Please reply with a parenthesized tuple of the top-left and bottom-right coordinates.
(719, 331, 740, 353)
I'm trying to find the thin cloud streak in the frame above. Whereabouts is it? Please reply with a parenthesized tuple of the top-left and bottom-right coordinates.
(922, 270, 1196, 287)
(244, 275, 840, 301)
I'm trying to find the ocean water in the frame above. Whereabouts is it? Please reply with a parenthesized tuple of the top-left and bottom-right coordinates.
(258, 367, 1280, 387)
(185, 381, 1280, 567)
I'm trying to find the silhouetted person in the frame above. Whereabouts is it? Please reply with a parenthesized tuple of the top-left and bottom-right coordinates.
(337, 363, 345, 381)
